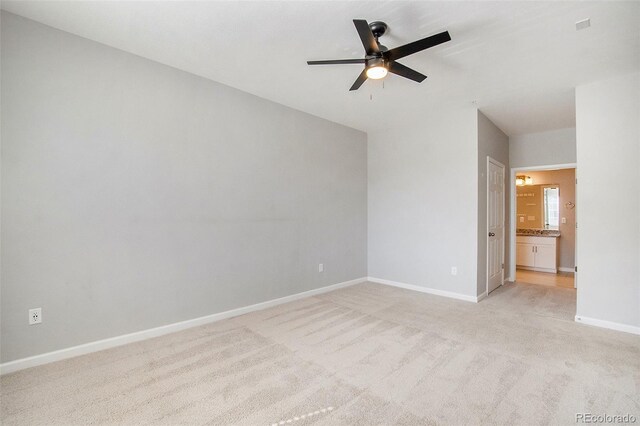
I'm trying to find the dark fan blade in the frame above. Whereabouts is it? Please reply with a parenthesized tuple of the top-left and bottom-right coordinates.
(307, 59, 366, 65)
(353, 19, 380, 55)
(349, 69, 368, 91)
(385, 31, 451, 62)
(388, 61, 427, 83)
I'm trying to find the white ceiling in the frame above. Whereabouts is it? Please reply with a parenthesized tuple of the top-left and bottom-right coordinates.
(2, 1, 639, 135)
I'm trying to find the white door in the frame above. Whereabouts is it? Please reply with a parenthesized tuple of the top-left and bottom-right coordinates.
(487, 158, 505, 294)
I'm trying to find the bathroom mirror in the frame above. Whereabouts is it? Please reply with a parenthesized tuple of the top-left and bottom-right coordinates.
(516, 184, 560, 230)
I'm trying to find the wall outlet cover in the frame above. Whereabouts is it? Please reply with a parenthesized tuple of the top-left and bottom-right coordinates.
(29, 308, 42, 325)
(576, 18, 591, 31)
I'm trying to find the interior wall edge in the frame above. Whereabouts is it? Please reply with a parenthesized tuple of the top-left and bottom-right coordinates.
(574, 315, 640, 336)
(367, 277, 481, 303)
(0, 276, 368, 375)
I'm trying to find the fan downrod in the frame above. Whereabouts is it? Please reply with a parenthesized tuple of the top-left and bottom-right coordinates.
(368, 21, 388, 39)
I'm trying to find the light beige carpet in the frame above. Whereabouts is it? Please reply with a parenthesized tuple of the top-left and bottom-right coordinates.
(1, 281, 639, 425)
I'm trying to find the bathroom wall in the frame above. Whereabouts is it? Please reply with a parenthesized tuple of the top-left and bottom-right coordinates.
(516, 185, 544, 229)
(517, 169, 576, 270)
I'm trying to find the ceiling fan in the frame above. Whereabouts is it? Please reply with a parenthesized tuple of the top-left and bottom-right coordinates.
(307, 20, 451, 91)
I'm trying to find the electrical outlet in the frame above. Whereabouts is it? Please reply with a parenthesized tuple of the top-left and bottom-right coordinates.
(318, 263, 324, 273)
(451, 267, 457, 276)
(29, 308, 42, 325)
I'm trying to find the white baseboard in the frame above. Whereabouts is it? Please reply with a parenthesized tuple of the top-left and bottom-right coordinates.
(558, 267, 575, 273)
(0, 277, 367, 375)
(367, 277, 481, 303)
(575, 315, 640, 335)
(517, 266, 557, 273)
(476, 291, 488, 302)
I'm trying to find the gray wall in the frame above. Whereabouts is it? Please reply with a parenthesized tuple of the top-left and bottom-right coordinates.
(477, 111, 509, 295)
(509, 128, 576, 168)
(575, 72, 640, 329)
(0, 13, 367, 362)
(368, 106, 478, 297)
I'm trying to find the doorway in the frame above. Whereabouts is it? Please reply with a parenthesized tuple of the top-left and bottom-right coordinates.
(509, 164, 577, 290)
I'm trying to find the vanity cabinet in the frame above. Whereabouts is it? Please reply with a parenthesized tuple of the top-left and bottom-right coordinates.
(516, 242, 535, 267)
(516, 236, 557, 273)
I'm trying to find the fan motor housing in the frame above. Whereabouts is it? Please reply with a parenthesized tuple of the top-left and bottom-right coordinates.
(366, 57, 385, 68)
(369, 21, 388, 39)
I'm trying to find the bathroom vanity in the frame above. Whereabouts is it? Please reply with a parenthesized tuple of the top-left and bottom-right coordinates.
(515, 232, 559, 273)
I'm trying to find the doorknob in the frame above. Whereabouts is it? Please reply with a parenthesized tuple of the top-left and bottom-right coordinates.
(488, 232, 495, 237)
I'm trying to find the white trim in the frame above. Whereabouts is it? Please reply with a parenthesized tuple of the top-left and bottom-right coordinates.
(575, 315, 640, 335)
(476, 291, 488, 302)
(510, 163, 578, 172)
(487, 156, 506, 296)
(558, 267, 575, 273)
(0, 277, 367, 375)
(367, 277, 482, 303)
(508, 163, 577, 285)
(517, 266, 557, 274)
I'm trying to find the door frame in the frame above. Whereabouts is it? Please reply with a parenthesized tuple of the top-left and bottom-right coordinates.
(486, 156, 506, 295)
(508, 163, 577, 282)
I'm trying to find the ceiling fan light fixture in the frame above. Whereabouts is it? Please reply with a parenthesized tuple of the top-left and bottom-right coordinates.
(366, 65, 388, 80)
(306, 19, 450, 91)
(365, 57, 387, 80)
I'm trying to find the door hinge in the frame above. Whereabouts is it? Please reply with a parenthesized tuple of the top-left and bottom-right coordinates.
(575, 266, 577, 272)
